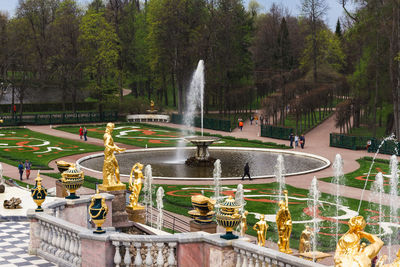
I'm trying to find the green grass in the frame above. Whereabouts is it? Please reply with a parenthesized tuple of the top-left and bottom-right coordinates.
(54, 123, 290, 149)
(284, 110, 334, 133)
(348, 127, 387, 139)
(0, 128, 103, 169)
(320, 157, 397, 194)
(155, 182, 391, 252)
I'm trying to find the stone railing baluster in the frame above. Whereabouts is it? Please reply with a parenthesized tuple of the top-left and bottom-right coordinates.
(133, 242, 142, 267)
(247, 251, 254, 267)
(145, 243, 153, 266)
(241, 249, 248, 267)
(63, 231, 70, 261)
(113, 241, 121, 267)
(167, 242, 177, 266)
(254, 253, 260, 267)
(156, 242, 165, 267)
(234, 247, 241, 267)
(123, 242, 132, 266)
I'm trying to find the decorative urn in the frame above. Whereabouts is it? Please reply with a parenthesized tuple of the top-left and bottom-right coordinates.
(60, 164, 84, 199)
(216, 196, 242, 240)
(188, 194, 216, 223)
(89, 189, 109, 234)
(31, 172, 47, 212)
(55, 160, 72, 173)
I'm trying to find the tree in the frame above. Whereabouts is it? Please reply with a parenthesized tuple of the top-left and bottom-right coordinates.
(79, 7, 120, 114)
(301, 0, 328, 81)
(335, 19, 342, 39)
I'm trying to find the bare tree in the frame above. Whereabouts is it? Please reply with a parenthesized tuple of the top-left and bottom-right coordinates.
(301, 0, 328, 82)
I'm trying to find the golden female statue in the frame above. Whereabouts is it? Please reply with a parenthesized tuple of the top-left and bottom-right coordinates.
(127, 163, 145, 210)
(276, 190, 292, 254)
(334, 216, 383, 267)
(253, 214, 268, 247)
(101, 122, 126, 190)
(299, 226, 313, 253)
(240, 210, 249, 237)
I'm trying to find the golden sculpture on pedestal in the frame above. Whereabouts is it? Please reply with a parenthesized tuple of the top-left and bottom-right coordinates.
(188, 194, 215, 223)
(253, 214, 268, 247)
(127, 163, 145, 210)
(334, 215, 383, 267)
(240, 210, 249, 237)
(376, 249, 400, 267)
(299, 226, 313, 253)
(99, 122, 126, 191)
(276, 189, 293, 254)
(150, 100, 155, 111)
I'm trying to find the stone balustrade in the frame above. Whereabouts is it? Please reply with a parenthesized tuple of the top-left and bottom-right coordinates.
(126, 114, 170, 123)
(232, 240, 327, 267)
(110, 233, 178, 267)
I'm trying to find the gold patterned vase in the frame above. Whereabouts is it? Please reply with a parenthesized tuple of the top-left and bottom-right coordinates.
(216, 196, 241, 240)
(89, 190, 108, 234)
(188, 195, 216, 224)
(31, 172, 47, 212)
(55, 160, 72, 173)
(61, 164, 84, 199)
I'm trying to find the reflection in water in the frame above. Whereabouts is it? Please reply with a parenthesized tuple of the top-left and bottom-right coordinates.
(80, 150, 326, 178)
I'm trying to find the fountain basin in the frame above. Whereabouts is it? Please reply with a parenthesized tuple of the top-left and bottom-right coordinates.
(77, 147, 330, 180)
(184, 136, 220, 166)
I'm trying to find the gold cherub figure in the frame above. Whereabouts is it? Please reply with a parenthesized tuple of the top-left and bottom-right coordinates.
(102, 122, 126, 188)
(127, 163, 145, 210)
(240, 210, 249, 237)
(299, 225, 313, 253)
(253, 214, 268, 247)
(334, 216, 383, 267)
(276, 189, 292, 254)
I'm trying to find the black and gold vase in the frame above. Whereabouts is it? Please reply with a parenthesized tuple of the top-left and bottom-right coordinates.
(89, 190, 108, 234)
(61, 164, 84, 199)
(216, 196, 242, 240)
(31, 172, 47, 212)
(55, 160, 72, 173)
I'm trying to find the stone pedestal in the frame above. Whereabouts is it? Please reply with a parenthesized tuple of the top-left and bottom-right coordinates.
(99, 189, 132, 229)
(126, 207, 146, 224)
(55, 180, 68, 198)
(190, 220, 218, 234)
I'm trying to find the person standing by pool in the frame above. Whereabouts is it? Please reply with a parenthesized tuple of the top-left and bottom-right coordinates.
(84, 127, 88, 141)
(289, 133, 294, 148)
(300, 134, 305, 149)
(25, 160, 32, 179)
(242, 163, 252, 180)
(18, 161, 24, 181)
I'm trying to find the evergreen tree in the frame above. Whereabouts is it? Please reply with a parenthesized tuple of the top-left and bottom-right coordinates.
(335, 19, 342, 39)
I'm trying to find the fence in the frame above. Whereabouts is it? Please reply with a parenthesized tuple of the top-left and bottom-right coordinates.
(170, 113, 231, 132)
(0, 111, 118, 126)
(368, 138, 400, 156)
(0, 102, 98, 113)
(260, 125, 293, 140)
(329, 133, 371, 150)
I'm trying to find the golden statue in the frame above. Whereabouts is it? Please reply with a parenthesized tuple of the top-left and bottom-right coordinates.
(253, 214, 268, 247)
(100, 122, 126, 191)
(299, 226, 313, 253)
(240, 210, 249, 237)
(150, 100, 155, 111)
(127, 163, 145, 210)
(334, 216, 383, 267)
(276, 190, 292, 254)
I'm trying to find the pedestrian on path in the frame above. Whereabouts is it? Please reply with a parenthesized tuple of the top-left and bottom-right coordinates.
(242, 163, 252, 180)
(255, 115, 259, 125)
(18, 161, 24, 181)
(239, 120, 244, 131)
(25, 160, 31, 179)
(79, 126, 83, 140)
(260, 115, 264, 125)
(300, 134, 305, 149)
(289, 133, 294, 148)
(250, 116, 254, 125)
(294, 134, 299, 148)
(84, 127, 88, 141)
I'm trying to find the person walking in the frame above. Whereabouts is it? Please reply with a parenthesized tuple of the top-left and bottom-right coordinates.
(83, 127, 88, 141)
(239, 120, 244, 131)
(25, 160, 32, 179)
(18, 161, 24, 181)
(294, 134, 299, 148)
(289, 133, 294, 148)
(260, 114, 264, 125)
(242, 163, 252, 180)
(79, 126, 83, 140)
(300, 134, 305, 149)
(250, 116, 254, 125)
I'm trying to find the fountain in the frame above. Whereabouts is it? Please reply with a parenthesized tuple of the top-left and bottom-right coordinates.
(275, 154, 286, 201)
(156, 186, 164, 231)
(0, 163, 4, 193)
(388, 155, 399, 261)
(235, 184, 245, 213)
(332, 154, 344, 245)
(213, 159, 222, 204)
(143, 165, 153, 226)
(368, 172, 384, 236)
(184, 136, 220, 166)
(308, 177, 320, 261)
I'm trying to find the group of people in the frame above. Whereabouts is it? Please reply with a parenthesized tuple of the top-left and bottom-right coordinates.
(17, 160, 32, 181)
(79, 126, 88, 141)
(289, 133, 305, 149)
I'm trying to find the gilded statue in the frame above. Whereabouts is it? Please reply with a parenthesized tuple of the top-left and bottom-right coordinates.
(376, 249, 400, 267)
(127, 163, 145, 210)
(150, 100, 155, 111)
(101, 122, 126, 190)
(334, 216, 383, 267)
(299, 226, 313, 253)
(276, 190, 292, 254)
(240, 210, 249, 237)
(253, 214, 268, 247)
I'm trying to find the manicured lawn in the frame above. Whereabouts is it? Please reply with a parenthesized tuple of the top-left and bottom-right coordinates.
(284, 110, 334, 134)
(320, 157, 398, 194)
(0, 128, 102, 169)
(54, 123, 290, 149)
(156, 182, 391, 252)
